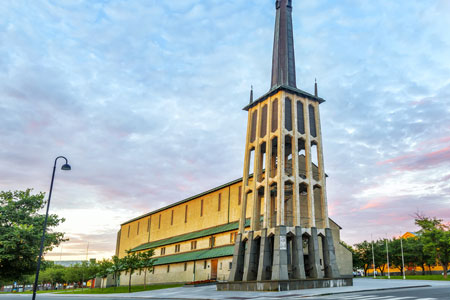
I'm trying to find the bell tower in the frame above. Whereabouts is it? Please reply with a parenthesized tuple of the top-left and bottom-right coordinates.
(225, 0, 347, 291)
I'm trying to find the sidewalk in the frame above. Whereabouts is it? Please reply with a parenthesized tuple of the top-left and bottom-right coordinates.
(37, 278, 450, 299)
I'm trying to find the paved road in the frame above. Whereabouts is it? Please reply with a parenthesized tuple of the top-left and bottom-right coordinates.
(1, 280, 449, 300)
(306, 286, 450, 300)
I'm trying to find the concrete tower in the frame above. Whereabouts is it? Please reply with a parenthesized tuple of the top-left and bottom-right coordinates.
(222, 0, 350, 291)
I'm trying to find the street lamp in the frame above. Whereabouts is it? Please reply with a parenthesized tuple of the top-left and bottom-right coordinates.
(32, 156, 71, 300)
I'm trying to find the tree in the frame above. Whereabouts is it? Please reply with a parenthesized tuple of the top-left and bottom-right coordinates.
(373, 239, 387, 276)
(0, 189, 67, 282)
(109, 255, 125, 291)
(96, 259, 113, 288)
(353, 241, 372, 275)
(137, 249, 155, 289)
(415, 214, 450, 279)
(122, 250, 141, 293)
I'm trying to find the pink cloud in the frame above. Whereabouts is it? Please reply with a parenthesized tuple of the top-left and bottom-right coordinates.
(377, 145, 450, 171)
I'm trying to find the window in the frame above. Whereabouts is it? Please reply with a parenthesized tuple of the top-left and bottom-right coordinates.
(271, 98, 278, 132)
(184, 262, 188, 271)
(171, 210, 174, 225)
(137, 222, 140, 235)
(250, 110, 258, 143)
(309, 104, 317, 137)
(152, 267, 155, 274)
(209, 236, 215, 248)
(175, 244, 181, 253)
(158, 214, 161, 229)
(260, 104, 267, 138)
(191, 240, 197, 250)
(218, 193, 221, 211)
(147, 217, 150, 232)
(200, 199, 204, 216)
(127, 225, 130, 238)
(229, 262, 232, 270)
(184, 205, 188, 223)
(167, 265, 170, 273)
(160, 247, 166, 255)
(220, 262, 222, 270)
(230, 232, 235, 243)
(204, 261, 207, 269)
(285, 97, 292, 131)
(238, 186, 242, 205)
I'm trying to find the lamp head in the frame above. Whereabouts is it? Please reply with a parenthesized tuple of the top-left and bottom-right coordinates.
(61, 163, 71, 171)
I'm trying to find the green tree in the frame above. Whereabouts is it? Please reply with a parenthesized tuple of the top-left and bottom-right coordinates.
(0, 189, 67, 282)
(415, 214, 450, 278)
(353, 241, 372, 275)
(96, 258, 113, 288)
(137, 249, 155, 289)
(109, 255, 125, 291)
(122, 250, 141, 293)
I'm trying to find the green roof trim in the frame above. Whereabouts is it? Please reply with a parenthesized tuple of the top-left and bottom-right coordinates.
(130, 219, 250, 253)
(152, 245, 234, 266)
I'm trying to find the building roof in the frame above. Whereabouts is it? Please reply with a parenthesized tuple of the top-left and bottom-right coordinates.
(243, 85, 325, 112)
(129, 219, 249, 252)
(121, 177, 243, 226)
(152, 245, 234, 266)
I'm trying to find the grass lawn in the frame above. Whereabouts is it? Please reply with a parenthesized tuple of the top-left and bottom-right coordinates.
(374, 275, 450, 281)
(12, 284, 182, 294)
(54, 284, 183, 294)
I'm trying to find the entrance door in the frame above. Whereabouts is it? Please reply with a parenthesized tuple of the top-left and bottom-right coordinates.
(211, 259, 218, 280)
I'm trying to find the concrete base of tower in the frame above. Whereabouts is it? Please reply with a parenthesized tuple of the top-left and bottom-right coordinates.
(217, 277, 353, 291)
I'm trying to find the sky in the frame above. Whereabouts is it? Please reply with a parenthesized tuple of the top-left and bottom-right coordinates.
(1, 0, 449, 261)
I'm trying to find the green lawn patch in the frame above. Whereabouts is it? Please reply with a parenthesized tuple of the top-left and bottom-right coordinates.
(374, 275, 450, 281)
(54, 284, 183, 294)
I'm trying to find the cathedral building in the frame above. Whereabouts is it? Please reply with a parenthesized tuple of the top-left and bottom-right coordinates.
(115, 0, 352, 287)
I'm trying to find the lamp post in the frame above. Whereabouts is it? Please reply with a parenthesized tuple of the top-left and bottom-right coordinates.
(32, 156, 71, 300)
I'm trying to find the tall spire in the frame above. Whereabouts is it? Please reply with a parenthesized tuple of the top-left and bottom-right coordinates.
(271, 0, 296, 89)
(249, 85, 254, 104)
(314, 78, 318, 97)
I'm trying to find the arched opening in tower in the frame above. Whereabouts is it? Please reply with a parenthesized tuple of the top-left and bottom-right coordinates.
(285, 97, 292, 131)
(246, 147, 255, 184)
(271, 98, 278, 133)
(284, 181, 294, 226)
(284, 135, 293, 177)
(302, 232, 311, 278)
(308, 104, 317, 137)
(269, 183, 277, 228)
(297, 101, 305, 134)
(298, 138, 306, 179)
(270, 137, 278, 178)
(299, 182, 309, 227)
(260, 104, 268, 138)
(313, 185, 324, 228)
(310, 142, 319, 181)
(318, 233, 326, 278)
(256, 187, 265, 230)
(258, 142, 267, 182)
(286, 232, 295, 279)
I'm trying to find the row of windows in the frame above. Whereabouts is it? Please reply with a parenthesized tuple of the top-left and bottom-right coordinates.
(126, 188, 246, 238)
(249, 98, 318, 144)
(157, 233, 237, 257)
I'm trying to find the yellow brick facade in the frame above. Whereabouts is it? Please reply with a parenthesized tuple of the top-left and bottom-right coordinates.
(115, 176, 351, 285)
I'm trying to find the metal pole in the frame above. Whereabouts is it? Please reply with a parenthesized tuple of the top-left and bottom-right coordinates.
(32, 163, 56, 300)
(386, 238, 390, 279)
(371, 236, 376, 278)
(400, 236, 406, 280)
(32, 156, 69, 300)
